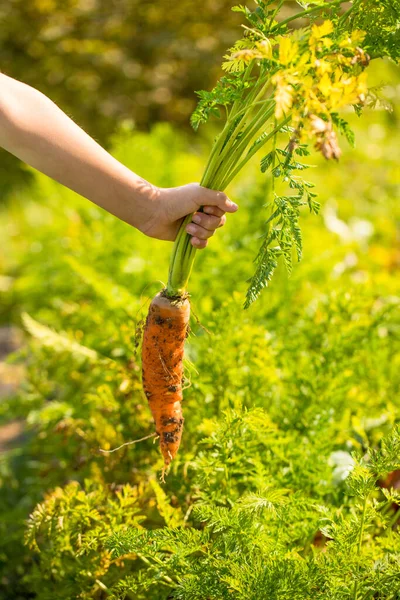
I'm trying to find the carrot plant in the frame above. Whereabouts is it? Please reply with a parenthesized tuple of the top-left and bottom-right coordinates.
(106, 425, 400, 600)
(143, 0, 400, 469)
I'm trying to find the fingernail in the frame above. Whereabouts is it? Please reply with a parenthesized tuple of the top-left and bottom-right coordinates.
(186, 224, 196, 234)
(192, 214, 201, 224)
(229, 201, 239, 211)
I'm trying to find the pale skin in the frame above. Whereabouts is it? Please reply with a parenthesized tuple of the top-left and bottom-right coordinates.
(0, 73, 238, 248)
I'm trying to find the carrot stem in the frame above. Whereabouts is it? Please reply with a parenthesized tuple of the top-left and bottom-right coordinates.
(166, 215, 196, 296)
(165, 46, 290, 297)
(271, 0, 346, 32)
(166, 107, 291, 297)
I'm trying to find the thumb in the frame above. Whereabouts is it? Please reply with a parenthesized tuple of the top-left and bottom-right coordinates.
(200, 187, 239, 213)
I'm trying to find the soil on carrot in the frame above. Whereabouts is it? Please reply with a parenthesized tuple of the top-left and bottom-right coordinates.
(160, 288, 189, 305)
(142, 292, 190, 469)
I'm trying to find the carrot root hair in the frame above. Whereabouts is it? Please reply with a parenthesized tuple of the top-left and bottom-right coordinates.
(99, 432, 157, 454)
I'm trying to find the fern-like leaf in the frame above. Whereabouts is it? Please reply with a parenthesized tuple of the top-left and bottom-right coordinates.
(66, 256, 139, 313)
(245, 243, 281, 308)
(22, 313, 99, 362)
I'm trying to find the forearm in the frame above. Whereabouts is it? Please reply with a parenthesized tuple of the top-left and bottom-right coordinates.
(0, 74, 237, 246)
(0, 73, 157, 227)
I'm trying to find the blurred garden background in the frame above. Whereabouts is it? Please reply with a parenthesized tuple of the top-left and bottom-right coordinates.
(1, 1, 400, 599)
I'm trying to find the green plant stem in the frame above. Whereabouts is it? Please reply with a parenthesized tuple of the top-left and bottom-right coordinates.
(204, 76, 273, 188)
(242, 67, 270, 108)
(200, 66, 259, 185)
(201, 70, 266, 185)
(219, 115, 291, 190)
(208, 78, 275, 189)
(352, 494, 368, 600)
(137, 552, 175, 586)
(201, 120, 236, 188)
(212, 102, 275, 189)
(166, 112, 291, 297)
(167, 76, 276, 293)
(202, 114, 248, 188)
(339, 0, 360, 24)
(233, 98, 273, 120)
(217, 92, 274, 167)
(272, 0, 346, 31)
(388, 506, 400, 529)
(227, 62, 255, 120)
(95, 579, 109, 593)
(166, 215, 197, 296)
(269, 0, 284, 29)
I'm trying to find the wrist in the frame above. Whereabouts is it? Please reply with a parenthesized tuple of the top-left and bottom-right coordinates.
(122, 174, 162, 233)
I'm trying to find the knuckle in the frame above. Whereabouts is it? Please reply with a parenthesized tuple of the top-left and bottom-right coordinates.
(197, 228, 208, 239)
(218, 192, 228, 204)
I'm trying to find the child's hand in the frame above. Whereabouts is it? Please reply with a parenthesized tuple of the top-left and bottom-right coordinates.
(139, 183, 238, 248)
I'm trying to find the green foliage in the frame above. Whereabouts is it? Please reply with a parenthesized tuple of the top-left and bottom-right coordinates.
(24, 481, 147, 600)
(1, 59, 400, 598)
(105, 426, 400, 600)
(349, 0, 400, 62)
(184, 0, 400, 305)
(246, 139, 317, 305)
(22, 312, 100, 363)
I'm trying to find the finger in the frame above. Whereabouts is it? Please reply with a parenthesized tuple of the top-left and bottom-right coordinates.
(218, 214, 227, 228)
(186, 222, 215, 240)
(191, 212, 226, 232)
(201, 188, 238, 213)
(203, 205, 225, 218)
(190, 237, 207, 249)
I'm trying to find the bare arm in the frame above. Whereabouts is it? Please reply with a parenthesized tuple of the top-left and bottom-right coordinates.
(0, 74, 238, 247)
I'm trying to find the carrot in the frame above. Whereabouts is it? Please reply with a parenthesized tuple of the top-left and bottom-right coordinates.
(142, 291, 190, 473)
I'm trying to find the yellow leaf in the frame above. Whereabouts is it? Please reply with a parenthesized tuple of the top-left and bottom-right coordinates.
(329, 89, 344, 109)
(301, 74, 314, 89)
(351, 30, 366, 44)
(279, 37, 299, 65)
(339, 30, 367, 50)
(256, 39, 272, 59)
(311, 20, 334, 40)
(150, 480, 183, 528)
(297, 50, 311, 68)
(315, 59, 332, 76)
(319, 73, 332, 97)
(274, 78, 293, 118)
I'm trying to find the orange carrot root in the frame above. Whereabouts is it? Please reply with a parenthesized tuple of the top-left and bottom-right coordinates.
(141, 291, 190, 470)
